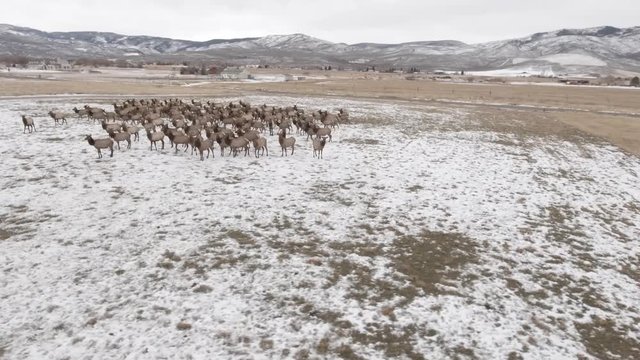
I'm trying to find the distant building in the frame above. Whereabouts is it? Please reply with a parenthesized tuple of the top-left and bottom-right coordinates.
(55, 58, 73, 71)
(559, 78, 590, 85)
(218, 67, 249, 80)
(27, 60, 46, 70)
(27, 58, 73, 71)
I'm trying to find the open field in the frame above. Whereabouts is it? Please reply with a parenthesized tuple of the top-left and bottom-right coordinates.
(2, 67, 640, 155)
(1, 71, 640, 359)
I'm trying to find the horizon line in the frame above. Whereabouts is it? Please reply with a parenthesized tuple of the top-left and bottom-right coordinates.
(1, 22, 638, 46)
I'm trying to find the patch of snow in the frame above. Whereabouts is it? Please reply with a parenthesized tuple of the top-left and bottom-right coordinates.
(539, 53, 607, 66)
(247, 75, 287, 82)
(180, 82, 213, 87)
(512, 57, 531, 65)
(468, 66, 556, 77)
(5, 29, 28, 36)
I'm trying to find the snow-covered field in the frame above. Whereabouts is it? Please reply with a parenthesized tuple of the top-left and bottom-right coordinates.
(1, 96, 639, 359)
(513, 54, 607, 67)
(467, 67, 557, 78)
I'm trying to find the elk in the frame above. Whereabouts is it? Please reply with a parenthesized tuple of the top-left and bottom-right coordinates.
(252, 137, 268, 158)
(146, 129, 165, 151)
(170, 133, 191, 154)
(84, 135, 113, 159)
(229, 135, 250, 157)
(313, 137, 327, 159)
(73, 107, 89, 120)
(122, 124, 142, 141)
(107, 129, 131, 150)
(278, 129, 296, 156)
(48, 111, 68, 125)
(194, 135, 214, 161)
(21, 115, 36, 133)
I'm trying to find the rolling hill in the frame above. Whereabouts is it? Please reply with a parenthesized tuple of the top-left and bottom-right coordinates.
(1, 24, 639, 75)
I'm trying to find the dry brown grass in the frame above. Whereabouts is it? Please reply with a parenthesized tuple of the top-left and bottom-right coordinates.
(350, 324, 426, 360)
(554, 111, 640, 155)
(391, 230, 480, 296)
(0, 207, 39, 240)
(176, 321, 192, 331)
(575, 316, 640, 359)
(0, 228, 11, 241)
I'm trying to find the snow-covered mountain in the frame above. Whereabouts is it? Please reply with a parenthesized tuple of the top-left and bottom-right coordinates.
(1, 24, 639, 75)
(472, 26, 640, 75)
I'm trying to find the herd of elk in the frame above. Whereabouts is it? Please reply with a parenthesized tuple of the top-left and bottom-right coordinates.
(25, 98, 348, 160)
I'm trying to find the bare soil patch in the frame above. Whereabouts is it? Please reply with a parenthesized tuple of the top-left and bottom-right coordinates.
(391, 230, 479, 296)
(575, 317, 640, 359)
(554, 111, 640, 155)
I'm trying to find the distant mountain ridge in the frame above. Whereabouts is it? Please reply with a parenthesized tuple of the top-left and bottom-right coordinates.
(1, 24, 639, 75)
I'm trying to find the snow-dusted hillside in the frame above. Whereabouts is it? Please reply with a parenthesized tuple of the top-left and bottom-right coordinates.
(1, 24, 639, 74)
(474, 26, 640, 74)
(0, 25, 205, 57)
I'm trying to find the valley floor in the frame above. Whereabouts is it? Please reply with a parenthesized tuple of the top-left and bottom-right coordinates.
(0, 79, 639, 359)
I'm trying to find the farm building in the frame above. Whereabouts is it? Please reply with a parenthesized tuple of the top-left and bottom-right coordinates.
(26, 58, 73, 71)
(218, 67, 249, 80)
(559, 78, 591, 85)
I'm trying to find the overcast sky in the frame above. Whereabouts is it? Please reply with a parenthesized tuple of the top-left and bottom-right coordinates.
(1, 0, 638, 44)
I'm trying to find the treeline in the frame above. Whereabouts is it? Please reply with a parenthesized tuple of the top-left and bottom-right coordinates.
(359, 66, 421, 73)
(73, 58, 144, 68)
(0, 55, 143, 68)
(0, 55, 30, 66)
(179, 66, 211, 75)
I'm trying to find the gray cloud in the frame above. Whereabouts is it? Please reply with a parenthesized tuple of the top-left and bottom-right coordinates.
(1, 0, 638, 44)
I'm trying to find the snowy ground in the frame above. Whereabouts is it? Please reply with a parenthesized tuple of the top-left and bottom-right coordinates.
(467, 67, 557, 78)
(1, 96, 639, 359)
